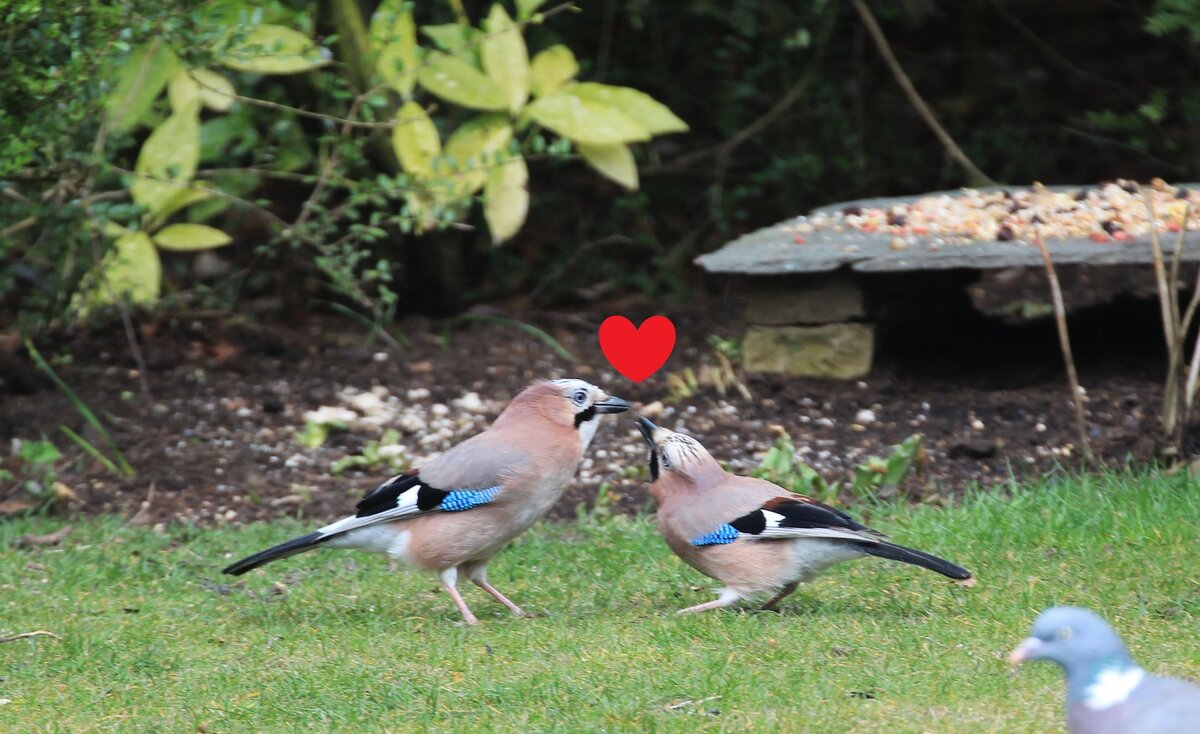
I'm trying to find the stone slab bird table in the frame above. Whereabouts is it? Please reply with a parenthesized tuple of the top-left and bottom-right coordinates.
(695, 182, 1200, 378)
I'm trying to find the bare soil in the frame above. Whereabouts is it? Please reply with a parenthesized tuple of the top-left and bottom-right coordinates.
(0, 300, 1173, 527)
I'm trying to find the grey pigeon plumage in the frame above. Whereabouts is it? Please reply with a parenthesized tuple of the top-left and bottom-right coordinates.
(1010, 606, 1200, 734)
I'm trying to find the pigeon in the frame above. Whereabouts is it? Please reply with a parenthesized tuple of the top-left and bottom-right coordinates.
(1011, 606, 1200, 733)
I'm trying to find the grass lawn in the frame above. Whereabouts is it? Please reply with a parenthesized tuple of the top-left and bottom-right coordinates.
(2, 470, 1199, 733)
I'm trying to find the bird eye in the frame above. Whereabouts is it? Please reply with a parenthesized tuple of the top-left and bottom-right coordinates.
(572, 389, 589, 406)
(1055, 626, 1073, 640)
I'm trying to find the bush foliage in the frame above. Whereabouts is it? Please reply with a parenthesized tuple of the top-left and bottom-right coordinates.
(4, 1, 1200, 327)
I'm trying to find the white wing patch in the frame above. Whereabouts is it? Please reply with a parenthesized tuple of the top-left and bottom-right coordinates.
(316, 480, 425, 537)
(750, 509, 880, 543)
(1084, 666, 1146, 710)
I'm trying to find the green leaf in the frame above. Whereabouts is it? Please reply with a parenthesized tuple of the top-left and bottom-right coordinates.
(529, 45, 578, 98)
(191, 68, 236, 112)
(145, 187, 213, 230)
(481, 4, 529, 114)
(422, 23, 476, 54)
(484, 156, 529, 244)
(443, 114, 514, 196)
(167, 70, 200, 114)
(94, 232, 162, 306)
(515, 0, 549, 20)
(105, 41, 179, 133)
(417, 53, 508, 111)
(153, 224, 233, 251)
(131, 110, 201, 218)
(578, 143, 638, 190)
(524, 93, 649, 145)
(215, 25, 331, 74)
(369, 0, 419, 98)
(567, 82, 689, 134)
(392, 102, 441, 178)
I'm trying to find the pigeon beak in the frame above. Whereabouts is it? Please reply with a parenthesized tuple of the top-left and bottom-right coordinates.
(635, 416, 658, 446)
(1008, 637, 1041, 666)
(594, 396, 631, 414)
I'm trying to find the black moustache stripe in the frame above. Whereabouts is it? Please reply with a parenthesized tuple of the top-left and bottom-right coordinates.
(574, 405, 597, 428)
(649, 451, 659, 481)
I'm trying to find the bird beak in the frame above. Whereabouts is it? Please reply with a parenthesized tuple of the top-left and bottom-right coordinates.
(635, 416, 658, 445)
(1008, 637, 1041, 666)
(593, 396, 631, 414)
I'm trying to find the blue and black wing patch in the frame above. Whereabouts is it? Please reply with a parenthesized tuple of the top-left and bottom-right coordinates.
(355, 471, 501, 518)
(691, 496, 875, 546)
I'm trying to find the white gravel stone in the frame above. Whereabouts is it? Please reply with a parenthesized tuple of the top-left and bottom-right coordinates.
(451, 392, 486, 414)
(854, 409, 876, 425)
(304, 406, 357, 426)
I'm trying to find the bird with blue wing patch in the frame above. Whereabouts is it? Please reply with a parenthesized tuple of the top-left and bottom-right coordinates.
(223, 379, 629, 624)
(1011, 607, 1200, 734)
(636, 417, 973, 614)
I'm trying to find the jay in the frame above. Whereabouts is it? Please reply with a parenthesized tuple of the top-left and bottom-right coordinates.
(636, 417, 973, 613)
(224, 379, 629, 624)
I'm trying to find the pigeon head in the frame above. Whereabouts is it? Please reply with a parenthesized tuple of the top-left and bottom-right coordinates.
(1011, 607, 1140, 703)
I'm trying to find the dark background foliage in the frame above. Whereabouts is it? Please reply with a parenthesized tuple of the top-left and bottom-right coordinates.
(4, 0, 1200, 322)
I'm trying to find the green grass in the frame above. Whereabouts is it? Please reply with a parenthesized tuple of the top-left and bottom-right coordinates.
(2, 471, 1199, 733)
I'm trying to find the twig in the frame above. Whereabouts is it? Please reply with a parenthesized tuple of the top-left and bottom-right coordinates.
(852, 0, 993, 186)
(528, 234, 633, 301)
(665, 695, 721, 711)
(1033, 226, 1093, 464)
(0, 630, 61, 644)
(710, 7, 837, 206)
(119, 305, 152, 401)
(187, 71, 399, 130)
(987, 0, 1139, 104)
(1143, 188, 1184, 436)
(663, 6, 837, 174)
(0, 216, 38, 238)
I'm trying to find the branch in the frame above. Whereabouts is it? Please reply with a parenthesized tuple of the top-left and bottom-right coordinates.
(1033, 226, 1093, 464)
(852, 0, 993, 186)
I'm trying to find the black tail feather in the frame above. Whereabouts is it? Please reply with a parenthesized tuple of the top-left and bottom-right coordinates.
(222, 532, 326, 575)
(861, 541, 972, 580)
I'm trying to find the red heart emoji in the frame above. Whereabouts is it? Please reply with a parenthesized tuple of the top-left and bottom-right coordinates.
(598, 315, 676, 383)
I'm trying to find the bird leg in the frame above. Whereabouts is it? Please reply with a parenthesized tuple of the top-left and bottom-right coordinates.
(439, 567, 479, 625)
(463, 562, 526, 617)
(760, 581, 800, 612)
(677, 588, 742, 614)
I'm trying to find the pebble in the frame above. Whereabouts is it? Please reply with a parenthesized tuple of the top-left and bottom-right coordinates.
(639, 401, 665, 418)
(971, 419, 985, 431)
(406, 388, 431, 401)
(854, 409, 876, 425)
(304, 406, 356, 426)
(451, 392, 486, 414)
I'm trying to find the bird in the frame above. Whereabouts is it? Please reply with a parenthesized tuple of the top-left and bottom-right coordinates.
(223, 379, 629, 624)
(1010, 606, 1200, 733)
(635, 417, 973, 613)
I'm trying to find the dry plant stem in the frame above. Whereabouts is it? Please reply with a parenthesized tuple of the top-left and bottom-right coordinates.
(1033, 227, 1093, 464)
(119, 305, 152, 401)
(0, 630, 61, 644)
(0, 216, 38, 238)
(1168, 203, 1190, 327)
(852, 0, 993, 186)
(1143, 189, 1184, 436)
